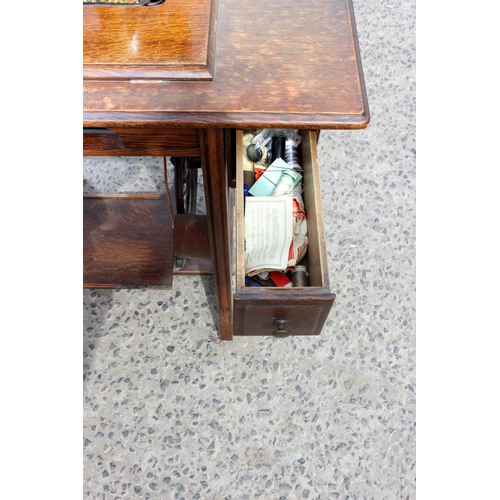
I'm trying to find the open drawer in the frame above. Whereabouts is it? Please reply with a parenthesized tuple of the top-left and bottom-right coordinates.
(233, 130, 336, 336)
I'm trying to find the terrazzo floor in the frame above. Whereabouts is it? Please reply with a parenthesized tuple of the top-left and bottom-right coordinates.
(83, 0, 416, 498)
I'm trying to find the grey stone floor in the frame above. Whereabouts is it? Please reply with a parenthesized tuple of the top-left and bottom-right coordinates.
(83, 0, 416, 498)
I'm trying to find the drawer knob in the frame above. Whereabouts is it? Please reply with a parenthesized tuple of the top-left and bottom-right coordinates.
(272, 319, 291, 337)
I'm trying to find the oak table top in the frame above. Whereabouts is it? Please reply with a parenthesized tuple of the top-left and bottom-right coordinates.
(83, 0, 369, 130)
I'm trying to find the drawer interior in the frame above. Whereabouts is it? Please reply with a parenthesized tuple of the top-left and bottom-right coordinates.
(235, 129, 331, 295)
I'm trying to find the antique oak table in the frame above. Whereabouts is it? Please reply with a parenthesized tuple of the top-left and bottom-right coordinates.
(83, 0, 369, 340)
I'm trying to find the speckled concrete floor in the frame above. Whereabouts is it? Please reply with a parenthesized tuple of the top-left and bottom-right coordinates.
(83, 0, 416, 498)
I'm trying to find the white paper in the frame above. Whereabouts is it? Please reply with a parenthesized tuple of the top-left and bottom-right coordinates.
(244, 196, 294, 274)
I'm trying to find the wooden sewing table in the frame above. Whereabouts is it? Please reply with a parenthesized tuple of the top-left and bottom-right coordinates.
(83, 0, 369, 340)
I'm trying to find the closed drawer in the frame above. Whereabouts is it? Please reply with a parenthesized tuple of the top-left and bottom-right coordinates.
(83, 127, 200, 157)
(233, 130, 335, 336)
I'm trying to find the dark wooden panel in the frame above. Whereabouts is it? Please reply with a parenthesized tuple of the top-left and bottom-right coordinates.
(173, 214, 211, 260)
(83, 0, 369, 129)
(233, 295, 335, 336)
(83, 0, 219, 81)
(83, 194, 174, 288)
(200, 129, 233, 340)
(83, 127, 200, 156)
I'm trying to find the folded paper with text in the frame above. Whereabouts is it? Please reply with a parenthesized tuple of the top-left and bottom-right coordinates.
(244, 196, 294, 275)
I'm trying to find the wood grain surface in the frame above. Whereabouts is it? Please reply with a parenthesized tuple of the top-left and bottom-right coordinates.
(199, 129, 233, 340)
(83, 0, 369, 129)
(84, 0, 218, 80)
(83, 195, 174, 288)
(232, 299, 335, 336)
(173, 214, 211, 261)
(83, 127, 200, 156)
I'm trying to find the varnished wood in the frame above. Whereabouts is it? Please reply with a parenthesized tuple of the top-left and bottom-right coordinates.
(173, 214, 211, 261)
(233, 298, 335, 336)
(200, 129, 233, 340)
(83, 0, 219, 81)
(300, 131, 331, 290)
(83, 129, 124, 151)
(83, 127, 200, 156)
(83, 0, 369, 129)
(83, 194, 174, 288)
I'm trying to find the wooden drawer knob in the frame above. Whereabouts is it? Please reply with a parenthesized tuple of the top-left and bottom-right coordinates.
(272, 319, 291, 337)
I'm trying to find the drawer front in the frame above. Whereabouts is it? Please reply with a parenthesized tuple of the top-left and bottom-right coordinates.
(233, 129, 335, 337)
(233, 297, 334, 336)
(83, 127, 200, 156)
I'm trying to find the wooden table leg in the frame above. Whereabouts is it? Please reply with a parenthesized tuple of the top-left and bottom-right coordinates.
(200, 128, 233, 340)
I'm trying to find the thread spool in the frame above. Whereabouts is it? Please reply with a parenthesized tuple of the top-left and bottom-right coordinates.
(292, 265, 308, 287)
(284, 139, 302, 171)
(272, 136, 286, 162)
